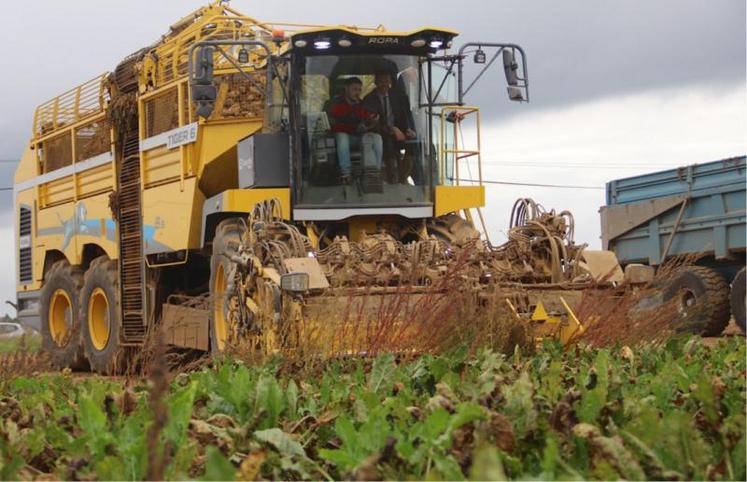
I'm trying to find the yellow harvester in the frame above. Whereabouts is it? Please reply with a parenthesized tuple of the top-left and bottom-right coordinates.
(14, 1, 617, 373)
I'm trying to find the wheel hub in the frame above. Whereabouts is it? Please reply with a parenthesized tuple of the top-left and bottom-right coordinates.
(88, 287, 111, 351)
(49, 289, 72, 347)
(677, 289, 697, 317)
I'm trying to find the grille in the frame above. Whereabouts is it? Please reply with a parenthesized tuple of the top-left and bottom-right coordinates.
(42, 132, 73, 172)
(19, 207, 32, 284)
(76, 120, 111, 161)
(145, 89, 179, 138)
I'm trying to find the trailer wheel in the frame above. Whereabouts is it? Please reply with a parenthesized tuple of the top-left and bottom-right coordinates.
(80, 257, 128, 374)
(730, 268, 746, 333)
(209, 218, 247, 354)
(39, 261, 86, 370)
(664, 265, 731, 336)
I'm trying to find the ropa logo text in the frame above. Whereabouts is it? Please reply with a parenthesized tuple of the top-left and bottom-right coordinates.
(369, 37, 399, 44)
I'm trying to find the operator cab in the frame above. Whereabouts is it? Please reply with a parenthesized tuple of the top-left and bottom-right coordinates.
(288, 28, 458, 220)
(188, 26, 529, 222)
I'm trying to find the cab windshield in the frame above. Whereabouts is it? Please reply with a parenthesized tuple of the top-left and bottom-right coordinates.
(293, 54, 432, 208)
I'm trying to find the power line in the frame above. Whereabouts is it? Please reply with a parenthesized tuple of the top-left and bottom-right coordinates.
(457, 178, 604, 190)
(481, 161, 679, 170)
(0, 160, 19, 163)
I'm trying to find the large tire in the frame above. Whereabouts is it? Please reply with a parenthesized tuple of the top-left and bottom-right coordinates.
(730, 267, 746, 334)
(39, 261, 86, 370)
(80, 257, 128, 374)
(663, 265, 731, 336)
(209, 218, 247, 354)
(427, 214, 480, 247)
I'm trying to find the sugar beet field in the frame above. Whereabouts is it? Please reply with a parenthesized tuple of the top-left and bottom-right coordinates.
(0, 335, 745, 481)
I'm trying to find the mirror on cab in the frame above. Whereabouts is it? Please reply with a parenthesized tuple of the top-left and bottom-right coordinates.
(502, 49, 524, 102)
(457, 42, 528, 104)
(502, 49, 519, 86)
(191, 45, 217, 118)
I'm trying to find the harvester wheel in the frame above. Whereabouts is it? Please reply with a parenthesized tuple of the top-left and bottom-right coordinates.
(209, 218, 247, 353)
(80, 257, 128, 374)
(730, 267, 746, 333)
(427, 214, 480, 246)
(39, 260, 86, 370)
(664, 265, 730, 336)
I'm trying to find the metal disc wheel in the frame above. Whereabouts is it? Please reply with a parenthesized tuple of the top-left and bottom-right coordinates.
(39, 261, 86, 369)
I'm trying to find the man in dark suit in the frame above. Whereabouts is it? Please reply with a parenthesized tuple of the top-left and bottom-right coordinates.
(363, 72, 417, 183)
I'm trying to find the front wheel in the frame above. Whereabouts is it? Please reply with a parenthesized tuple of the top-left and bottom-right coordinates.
(209, 218, 247, 354)
(426, 214, 480, 247)
(80, 257, 128, 374)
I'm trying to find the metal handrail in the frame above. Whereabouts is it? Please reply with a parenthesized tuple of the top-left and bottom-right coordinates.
(33, 74, 109, 139)
(438, 106, 481, 186)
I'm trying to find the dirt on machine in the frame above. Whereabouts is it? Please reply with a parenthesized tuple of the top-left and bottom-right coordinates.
(14, 1, 687, 375)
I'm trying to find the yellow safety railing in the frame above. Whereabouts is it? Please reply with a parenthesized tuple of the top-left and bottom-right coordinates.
(438, 106, 482, 186)
(33, 74, 109, 139)
(147, 2, 383, 89)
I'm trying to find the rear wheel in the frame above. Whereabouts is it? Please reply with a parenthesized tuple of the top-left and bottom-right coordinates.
(730, 267, 746, 334)
(40, 261, 86, 369)
(664, 265, 730, 336)
(80, 257, 128, 374)
(209, 219, 247, 354)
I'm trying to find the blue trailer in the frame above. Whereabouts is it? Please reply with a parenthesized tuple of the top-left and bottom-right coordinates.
(600, 156, 746, 334)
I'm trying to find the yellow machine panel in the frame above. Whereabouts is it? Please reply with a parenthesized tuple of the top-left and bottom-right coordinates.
(208, 188, 292, 221)
(141, 177, 206, 257)
(434, 185, 485, 217)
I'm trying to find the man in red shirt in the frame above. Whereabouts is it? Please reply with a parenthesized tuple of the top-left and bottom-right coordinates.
(328, 77, 383, 183)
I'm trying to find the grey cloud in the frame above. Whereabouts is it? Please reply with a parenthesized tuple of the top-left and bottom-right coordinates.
(0, 0, 744, 168)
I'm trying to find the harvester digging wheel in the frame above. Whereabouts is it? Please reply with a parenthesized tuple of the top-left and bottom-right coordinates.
(426, 214, 480, 246)
(730, 267, 745, 333)
(664, 265, 731, 336)
(209, 218, 248, 354)
(39, 261, 86, 370)
(80, 257, 129, 374)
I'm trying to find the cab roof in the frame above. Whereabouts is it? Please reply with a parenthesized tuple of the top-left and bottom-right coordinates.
(289, 26, 459, 54)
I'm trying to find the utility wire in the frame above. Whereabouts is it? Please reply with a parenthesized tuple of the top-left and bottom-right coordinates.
(482, 161, 678, 170)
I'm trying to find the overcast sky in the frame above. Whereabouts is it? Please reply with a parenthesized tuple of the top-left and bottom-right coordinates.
(0, 0, 745, 315)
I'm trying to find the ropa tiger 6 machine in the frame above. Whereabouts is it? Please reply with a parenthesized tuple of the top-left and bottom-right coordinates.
(14, 1, 621, 373)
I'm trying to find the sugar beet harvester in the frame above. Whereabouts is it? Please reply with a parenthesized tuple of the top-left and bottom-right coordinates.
(14, 1, 620, 373)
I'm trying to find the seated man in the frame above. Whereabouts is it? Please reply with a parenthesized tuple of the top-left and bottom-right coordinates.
(363, 72, 417, 183)
(327, 77, 382, 183)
